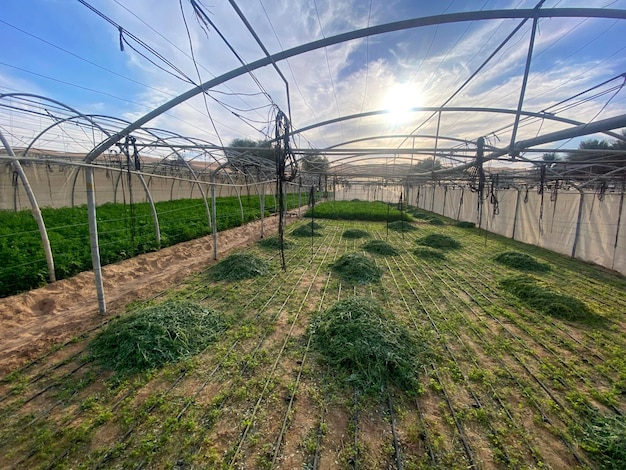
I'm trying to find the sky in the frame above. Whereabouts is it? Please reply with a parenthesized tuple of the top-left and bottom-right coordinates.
(2, 0, 626, 169)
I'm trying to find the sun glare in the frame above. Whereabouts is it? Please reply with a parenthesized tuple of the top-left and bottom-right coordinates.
(383, 83, 421, 124)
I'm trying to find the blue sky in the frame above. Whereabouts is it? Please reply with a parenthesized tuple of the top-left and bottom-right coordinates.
(2, 0, 626, 165)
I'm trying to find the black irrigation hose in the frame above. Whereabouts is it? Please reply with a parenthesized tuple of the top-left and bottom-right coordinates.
(228, 230, 338, 468)
(351, 386, 360, 469)
(387, 391, 403, 470)
(429, 364, 477, 469)
(446, 252, 625, 405)
(383, 253, 477, 467)
(9, 223, 319, 469)
(402, 248, 586, 465)
(389, 252, 540, 464)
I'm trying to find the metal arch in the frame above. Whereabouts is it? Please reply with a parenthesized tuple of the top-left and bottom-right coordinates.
(289, 107, 626, 142)
(322, 134, 496, 151)
(84, 8, 626, 163)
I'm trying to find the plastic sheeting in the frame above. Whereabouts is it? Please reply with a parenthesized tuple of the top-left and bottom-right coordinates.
(411, 184, 626, 276)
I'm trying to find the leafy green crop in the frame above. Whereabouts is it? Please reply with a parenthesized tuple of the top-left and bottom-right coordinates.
(0, 194, 301, 298)
(414, 247, 446, 260)
(311, 296, 427, 394)
(416, 233, 461, 250)
(494, 251, 551, 273)
(361, 240, 399, 256)
(304, 200, 411, 222)
(342, 229, 370, 239)
(498, 275, 598, 322)
(89, 300, 226, 374)
(387, 220, 418, 232)
(330, 252, 382, 284)
(210, 252, 270, 281)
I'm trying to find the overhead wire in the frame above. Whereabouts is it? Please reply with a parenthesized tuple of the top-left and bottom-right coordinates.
(313, 0, 344, 143)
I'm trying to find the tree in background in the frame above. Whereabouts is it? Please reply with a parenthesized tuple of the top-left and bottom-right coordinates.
(226, 138, 277, 178)
(561, 131, 626, 179)
(300, 154, 329, 192)
(410, 157, 442, 173)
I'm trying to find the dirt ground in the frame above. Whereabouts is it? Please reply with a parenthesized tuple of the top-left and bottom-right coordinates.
(0, 215, 291, 375)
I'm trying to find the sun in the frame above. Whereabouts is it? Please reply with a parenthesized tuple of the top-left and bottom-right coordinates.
(383, 83, 421, 124)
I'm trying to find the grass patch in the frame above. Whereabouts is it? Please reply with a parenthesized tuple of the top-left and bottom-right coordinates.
(428, 218, 445, 226)
(330, 253, 382, 284)
(305, 200, 411, 222)
(361, 240, 399, 256)
(210, 253, 270, 281)
(89, 300, 226, 374)
(494, 251, 551, 273)
(342, 229, 370, 239)
(257, 236, 294, 249)
(498, 275, 598, 322)
(580, 413, 626, 469)
(387, 221, 418, 232)
(310, 296, 427, 394)
(414, 247, 446, 260)
(416, 234, 461, 250)
(455, 221, 476, 228)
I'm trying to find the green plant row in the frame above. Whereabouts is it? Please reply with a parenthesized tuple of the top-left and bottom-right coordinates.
(304, 200, 412, 222)
(0, 193, 301, 298)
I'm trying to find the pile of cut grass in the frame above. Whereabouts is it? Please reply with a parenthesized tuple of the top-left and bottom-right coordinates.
(311, 296, 426, 394)
(342, 228, 370, 239)
(494, 251, 550, 273)
(387, 220, 418, 232)
(581, 413, 626, 469)
(410, 208, 433, 220)
(89, 300, 226, 374)
(414, 247, 446, 260)
(330, 252, 382, 284)
(304, 200, 411, 222)
(210, 252, 270, 280)
(429, 218, 445, 225)
(257, 236, 294, 249)
(361, 240, 399, 256)
(291, 221, 323, 237)
(416, 233, 461, 250)
(455, 221, 476, 228)
(499, 275, 597, 322)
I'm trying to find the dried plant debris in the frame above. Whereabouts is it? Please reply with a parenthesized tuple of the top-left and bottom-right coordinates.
(416, 233, 461, 250)
(311, 296, 428, 394)
(292, 221, 323, 237)
(414, 247, 446, 260)
(211, 252, 270, 280)
(494, 251, 550, 273)
(342, 229, 370, 239)
(499, 275, 599, 322)
(330, 252, 382, 284)
(387, 220, 418, 232)
(90, 300, 227, 374)
(361, 240, 399, 256)
(257, 236, 294, 249)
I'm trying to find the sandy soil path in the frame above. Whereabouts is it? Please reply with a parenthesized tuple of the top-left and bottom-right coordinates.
(0, 215, 293, 374)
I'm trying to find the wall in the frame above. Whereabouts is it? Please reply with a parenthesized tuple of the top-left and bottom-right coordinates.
(408, 184, 626, 277)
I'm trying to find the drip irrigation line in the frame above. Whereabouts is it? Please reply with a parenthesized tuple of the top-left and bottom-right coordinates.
(227, 234, 335, 467)
(404, 243, 587, 463)
(387, 390, 403, 470)
(388, 248, 549, 464)
(165, 229, 335, 468)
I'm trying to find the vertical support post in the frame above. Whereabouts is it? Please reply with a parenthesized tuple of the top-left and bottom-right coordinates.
(611, 188, 625, 270)
(85, 166, 106, 314)
(0, 130, 56, 283)
(211, 175, 218, 260)
(509, 5, 543, 153)
(442, 185, 448, 217)
(511, 187, 522, 240)
(571, 190, 585, 258)
(260, 182, 266, 238)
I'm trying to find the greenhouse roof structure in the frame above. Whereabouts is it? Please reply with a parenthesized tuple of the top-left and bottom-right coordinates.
(2, 1, 626, 188)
